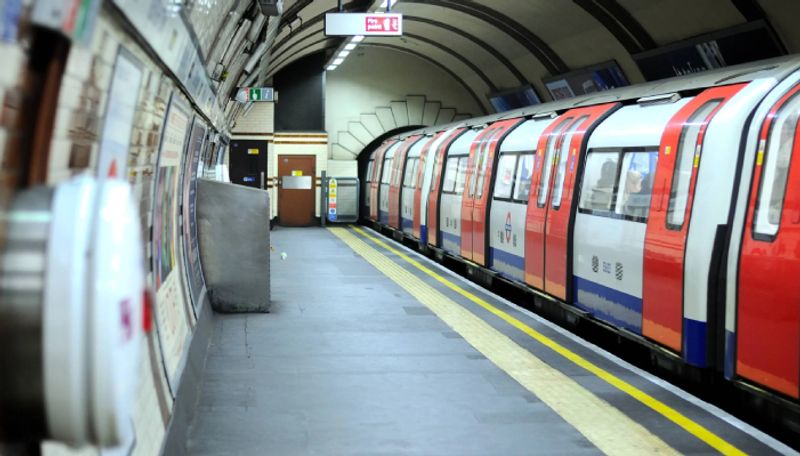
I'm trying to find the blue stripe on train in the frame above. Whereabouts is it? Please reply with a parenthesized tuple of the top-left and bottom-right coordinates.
(683, 318, 707, 367)
(401, 217, 413, 231)
(441, 231, 461, 254)
(489, 247, 525, 281)
(573, 276, 642, 333)
(420, 225, 428, 245)
(379, 210, 389, 224)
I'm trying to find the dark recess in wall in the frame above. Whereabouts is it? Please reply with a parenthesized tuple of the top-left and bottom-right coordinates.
(273, 52, 326, 131)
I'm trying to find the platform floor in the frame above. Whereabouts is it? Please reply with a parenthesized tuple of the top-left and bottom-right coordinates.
(185, 226, 794, 455)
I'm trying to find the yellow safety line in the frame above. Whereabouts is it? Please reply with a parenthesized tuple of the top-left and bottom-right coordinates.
(347, 225, 746, 456)
(330, 227, 678, 456)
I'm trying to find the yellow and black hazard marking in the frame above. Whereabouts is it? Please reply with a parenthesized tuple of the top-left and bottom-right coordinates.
(330, 225, 749, 456)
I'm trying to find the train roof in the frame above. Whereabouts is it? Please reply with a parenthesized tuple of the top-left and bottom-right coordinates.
(391, 55, 800, 141)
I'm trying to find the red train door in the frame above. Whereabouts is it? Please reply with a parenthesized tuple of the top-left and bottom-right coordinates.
(642, 85, 744, 356)
(414, 134, 442, 240)
(543, 104, 620, 300)
(460, 127, 490, 262)
(388, 136, 422, 229)
(462, 119, 524, 265)
(525, 115, 574, 289)
(427, 128, 466, 248)
(369, 141, 395, 221)
(737, 83, 800, 399)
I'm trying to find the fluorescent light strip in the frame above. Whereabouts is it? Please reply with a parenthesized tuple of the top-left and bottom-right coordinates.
(338, 50, 350, 58)
(333, 58, 344, 65)
(345, 43, 357, 51)
(351, 35, 365, 43)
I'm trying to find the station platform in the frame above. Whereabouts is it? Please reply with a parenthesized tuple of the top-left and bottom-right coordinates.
(184, 226, 793, 455)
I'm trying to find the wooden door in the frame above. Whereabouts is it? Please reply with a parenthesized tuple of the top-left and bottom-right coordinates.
(642, 85, 743, 355)
(278, 155, 316, 226)
(230, 139, 268, 188)
(737, 83, 800, 398)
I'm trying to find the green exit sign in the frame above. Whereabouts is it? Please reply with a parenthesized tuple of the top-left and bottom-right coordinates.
(237, 87, 275, 103)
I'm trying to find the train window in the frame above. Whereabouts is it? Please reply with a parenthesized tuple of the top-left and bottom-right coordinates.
(455, 157, 469, 194)
(513, 153, 535, 202)
(442, 157, 459, 193)
(381, 157, 392, 184)
(537, 118, 574, 208)
(579, 151, 620, 213)
(667, 100, 721, 230)
(616, 150, 658, 221)
(494, 153, 518, 200)
(552, 116, 589, 209)
(753, 91, 800, 239)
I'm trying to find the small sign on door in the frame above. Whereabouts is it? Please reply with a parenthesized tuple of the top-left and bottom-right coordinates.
(291, 170, 303, 176)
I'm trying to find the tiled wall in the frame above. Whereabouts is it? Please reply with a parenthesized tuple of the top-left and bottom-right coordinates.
(0, 2, 232, 455)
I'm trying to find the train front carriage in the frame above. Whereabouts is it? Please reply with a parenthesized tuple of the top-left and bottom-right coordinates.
(439, 129, 481, 255)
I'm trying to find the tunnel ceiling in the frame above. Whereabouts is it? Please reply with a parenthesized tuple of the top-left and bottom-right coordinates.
(211, 0, 800, 115)
(265, 0, 797, 102)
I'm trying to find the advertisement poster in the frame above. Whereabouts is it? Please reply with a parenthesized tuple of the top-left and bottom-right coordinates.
(97, 47, 144, 178)
(544, 61, 629, 101)
(181, 117, 208, 312)
(152, 94, 192, 393)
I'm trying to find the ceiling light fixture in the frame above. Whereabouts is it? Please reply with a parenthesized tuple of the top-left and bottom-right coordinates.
(345, 43, 357, 51)
(327, 65, 338, 71)
(333, 58, 344, 65)
(351, 35, 365, 43)
(338, 50, 350, 58)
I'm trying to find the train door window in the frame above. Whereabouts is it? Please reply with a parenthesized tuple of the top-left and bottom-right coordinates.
(537, 118, 574, 208)
(552, 116, 589, 209)
(579, 151, 620, 213)
(381, 157, 392, 184)
(476, 129, 502, 198)
(468, 131, 490, 198)
(442, 157, 459, 193)
(753, 92, 800, 238)
(513, 153, 535, 202)
(615, 149, 658, 222)
(367, 159, 375, 183)
(667, 100, 722, 229)
(455, 157, 469, 194)
(494, 153, 518, 200)
(404, 158, 419, 188)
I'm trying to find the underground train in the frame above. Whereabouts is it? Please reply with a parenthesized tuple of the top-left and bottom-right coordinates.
(363, 56, 800, 404)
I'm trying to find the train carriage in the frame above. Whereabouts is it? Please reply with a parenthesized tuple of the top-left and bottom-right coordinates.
(361, 56, 800, 403)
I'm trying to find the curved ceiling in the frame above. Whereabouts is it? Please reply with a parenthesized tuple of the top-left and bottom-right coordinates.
(258, 0, 799, 113)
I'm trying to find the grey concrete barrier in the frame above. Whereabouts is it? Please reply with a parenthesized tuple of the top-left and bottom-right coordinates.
(197, 179, 270, 312)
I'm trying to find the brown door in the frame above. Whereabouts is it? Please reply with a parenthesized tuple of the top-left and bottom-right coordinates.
(278, 155, 316, 226)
